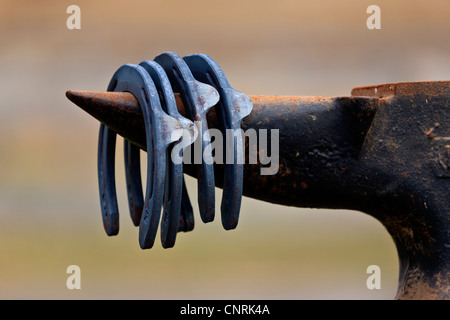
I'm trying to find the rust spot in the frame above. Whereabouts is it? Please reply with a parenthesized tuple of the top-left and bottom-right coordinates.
(351, 81, 449, 98)
(425, 127, 435, 138)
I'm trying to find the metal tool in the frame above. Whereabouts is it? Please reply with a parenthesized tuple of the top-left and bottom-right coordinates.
(66, 52, 449, 299)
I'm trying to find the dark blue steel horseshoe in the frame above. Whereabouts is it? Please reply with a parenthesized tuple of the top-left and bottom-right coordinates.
(104, 63, 180, 249)
(139, 60, 197, 248)
(98, 123, 119, 236)
(184, 53, 253, 229)
(124, 140, 144, 227)
(178, 177, 195, 232)
(154, 52, 220, 224)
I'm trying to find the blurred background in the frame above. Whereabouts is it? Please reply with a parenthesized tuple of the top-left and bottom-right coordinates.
(0, 0, 448, 299)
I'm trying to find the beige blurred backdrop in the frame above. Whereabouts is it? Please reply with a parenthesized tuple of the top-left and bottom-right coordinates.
(0, 0, 448, 299)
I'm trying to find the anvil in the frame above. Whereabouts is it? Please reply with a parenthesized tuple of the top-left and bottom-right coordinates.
(67, 79, 449, 300)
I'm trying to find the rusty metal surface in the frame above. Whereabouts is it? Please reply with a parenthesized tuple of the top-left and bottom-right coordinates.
(351, 81, 449, 299)
(67, 79, 449, 299)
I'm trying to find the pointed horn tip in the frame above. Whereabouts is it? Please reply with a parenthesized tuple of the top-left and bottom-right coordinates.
(66, 90, 139, 104)
(65, 90, 90, 105)
(65, 89, 88, 97)
(65, 89, 75, 101)
(66, 90, 102, 114)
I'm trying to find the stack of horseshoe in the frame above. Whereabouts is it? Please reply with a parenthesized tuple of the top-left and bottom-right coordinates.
(97, 52, 253, 249)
